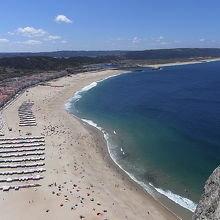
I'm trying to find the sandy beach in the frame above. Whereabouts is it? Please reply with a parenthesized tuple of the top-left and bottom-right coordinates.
(145, 57, 220, 68)
(0, 69, 179, 220)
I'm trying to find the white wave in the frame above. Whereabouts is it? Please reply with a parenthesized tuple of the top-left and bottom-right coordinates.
(81, 119, 102, 130)
(65, 72, 127, 111)
(120, 147, 125, 155)
(149, 183, 197, 212)
(81, 82, 97, 92)
(64, 71, 197, 214)
(65, 82, 98, 110)
(80, 117, 197, 213)
(64, 101, 72, 110)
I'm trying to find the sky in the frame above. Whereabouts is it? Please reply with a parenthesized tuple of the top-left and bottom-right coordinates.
(0, 0, 220, 52)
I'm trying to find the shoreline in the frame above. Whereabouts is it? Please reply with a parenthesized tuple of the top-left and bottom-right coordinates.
(144, 57, 220, 68)
(1, 58, 220, 219)
(65, 71, 195, 219)
(0, 69, 180, 220)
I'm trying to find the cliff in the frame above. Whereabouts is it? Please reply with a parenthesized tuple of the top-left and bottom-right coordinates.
(193, 166, 220, 220)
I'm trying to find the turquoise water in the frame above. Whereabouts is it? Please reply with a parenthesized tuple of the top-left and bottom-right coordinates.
(67, 62, 220, 212)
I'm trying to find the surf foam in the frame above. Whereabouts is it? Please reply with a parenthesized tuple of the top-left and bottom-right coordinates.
(149, 183, 197, 212)
(80, 117, 197, 213)
(65, 72, 125, 111)
(65, 71, 197, 214)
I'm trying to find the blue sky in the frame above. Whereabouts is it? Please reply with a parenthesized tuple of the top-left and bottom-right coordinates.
(0, 0, 220, 52)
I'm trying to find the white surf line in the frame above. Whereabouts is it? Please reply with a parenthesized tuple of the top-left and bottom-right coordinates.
(0, 168, 46, 175)
(0, 175, 43, 183)
(0, 162, 45, 168)
(0, 147, 45, 154)
(149, 183, 197, 212)
(0, 143, 45, 149)
(80, 118, 197, 213)
(0, 151, 45, 158)
(0, 157, 45, 163)
(65, 70, 198, 212)
(0, 183, 41, 191)
(65, 70, 127, 111)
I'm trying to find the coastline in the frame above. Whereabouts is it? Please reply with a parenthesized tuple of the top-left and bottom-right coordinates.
(66, 69, 196, 219)
(0, 69, 179, 220)
(144, 57, 220, 68)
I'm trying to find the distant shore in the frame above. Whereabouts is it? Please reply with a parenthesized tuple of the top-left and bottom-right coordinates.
(144, 57, 220, 68)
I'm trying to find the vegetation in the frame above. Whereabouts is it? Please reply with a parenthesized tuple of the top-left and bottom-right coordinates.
(121, 48, 220, 60)
(0, 51, 125, 58)
(0, 48, 220, 109)
(1, 48, 220, 60)
(0, 56, 117, 70)
(0, 48, 220, 81)
(0, 56, 118, 81)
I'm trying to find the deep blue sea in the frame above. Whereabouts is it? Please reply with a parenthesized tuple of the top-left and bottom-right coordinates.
(67, 61, 220, 213)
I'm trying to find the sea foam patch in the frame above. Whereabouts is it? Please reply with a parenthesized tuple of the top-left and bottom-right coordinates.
(80, 118, 197, 212)
(65, 72, 124, 111)
(65, 70, 199, 215)
(149, 183, 197, 212)
(81, 119, 102, 131)
(73, 115, 198, 214)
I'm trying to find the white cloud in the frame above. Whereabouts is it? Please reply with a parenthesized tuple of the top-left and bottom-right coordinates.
(159, 41, 169, 45)
(199, 38, 205, 42)
(116, 37, 124, 41)
(18, 40, 42, 45)
(55, 15, 72, 23)
(7, 32, 15, 36)
(17, 27, 47, 37)
(61, 40, 67, 44)
(46, 35, 61, 40)
(154, 36, 165, 42)
(0, 38, 9, 43)
(132, 37, 141, 44)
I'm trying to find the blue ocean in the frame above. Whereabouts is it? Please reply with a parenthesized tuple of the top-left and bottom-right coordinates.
(67, 61, 220, 215)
